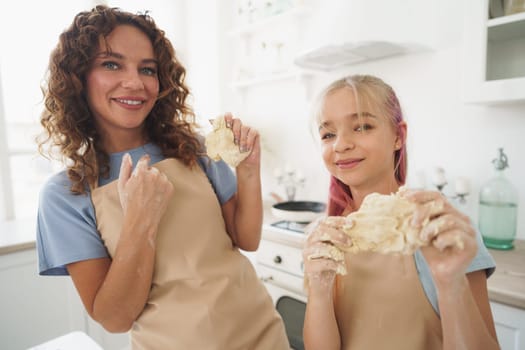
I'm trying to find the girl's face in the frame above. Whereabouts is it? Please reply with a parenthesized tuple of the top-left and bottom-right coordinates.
(86, 24, 159, 151)
(318, 87, 404, 193)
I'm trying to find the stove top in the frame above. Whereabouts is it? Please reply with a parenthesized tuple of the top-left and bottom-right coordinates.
(263, 221, 307, 248)
(270, 220, 308, 234)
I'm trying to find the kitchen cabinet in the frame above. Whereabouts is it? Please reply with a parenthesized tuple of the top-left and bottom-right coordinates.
(487, 241, 525, 349)
(463, 0, 525, 104)
(229, 2, 314, 94)
(491, 301, 525, 350)
(0, 248, 75, 349)
(0, 247, 129, 350)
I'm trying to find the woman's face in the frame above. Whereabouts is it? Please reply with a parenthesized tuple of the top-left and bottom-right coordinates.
(86, 24, 159, 151)
(318, 87, 403, 193)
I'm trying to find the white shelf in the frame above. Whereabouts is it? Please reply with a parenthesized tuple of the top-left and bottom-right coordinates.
(463, 0, 525, 104)
(228, 3, 315, 103)
(229, 6, 310, 37)
(231, 70, 311, 89)
(487, 12, 525, 41)
(468, 76, 525, 105)
(488, 11, 525, 27)
(231, 70, 316, 102)
(229, 4, 314, 91)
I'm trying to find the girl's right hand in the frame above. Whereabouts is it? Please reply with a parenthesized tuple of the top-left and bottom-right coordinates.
(117, 153, 174, 235)
(302, 216, 352, 293)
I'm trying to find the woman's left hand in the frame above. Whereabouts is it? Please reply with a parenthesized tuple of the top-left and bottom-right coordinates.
(223, 112, 260, 169)
(404, 190, 478, 287)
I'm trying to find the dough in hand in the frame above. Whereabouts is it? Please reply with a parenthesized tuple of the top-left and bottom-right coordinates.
(308, 187, 463, 276)
(306, 244, 347, 275)
(205, 116, 249, 167)
(305, 216, 351, 275)
(340, 188, 427, 255)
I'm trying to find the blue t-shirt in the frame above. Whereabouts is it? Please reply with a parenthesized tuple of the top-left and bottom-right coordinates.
(37, 143, 495, 317)
(36, 143, 236, 276)
(414, 230, 495, 315)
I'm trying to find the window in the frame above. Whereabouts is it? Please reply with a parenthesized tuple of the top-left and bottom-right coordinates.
(0, 1, 94, 221)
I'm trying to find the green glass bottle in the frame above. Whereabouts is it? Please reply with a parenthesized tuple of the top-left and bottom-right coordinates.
(479, 148, 518, 250)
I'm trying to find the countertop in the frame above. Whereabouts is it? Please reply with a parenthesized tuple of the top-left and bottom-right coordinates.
(2, 217, 524, 309)
(262, 214, 525, 310)
(487, 240, 525, 309)
(0, 219, 36, 255)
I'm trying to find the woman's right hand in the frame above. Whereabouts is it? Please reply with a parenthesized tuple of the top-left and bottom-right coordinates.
(67, 153, 174, 332)
(117, 153, 174, 236)
(302, 216, 352, 293)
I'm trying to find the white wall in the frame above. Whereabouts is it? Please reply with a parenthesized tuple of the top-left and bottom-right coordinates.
(299, 1, 525, 239)
(182, 0, 222, 124)
(323, 47, 525, 237)
(107, 0, 185, 51)
(188, 0, 525, 239)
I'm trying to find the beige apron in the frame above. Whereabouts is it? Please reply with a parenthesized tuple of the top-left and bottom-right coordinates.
(334, 252, 443, 349)
(91, 158, 289, 350)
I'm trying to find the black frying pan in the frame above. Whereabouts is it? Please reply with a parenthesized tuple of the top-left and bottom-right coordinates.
(271, 201, 326, 223)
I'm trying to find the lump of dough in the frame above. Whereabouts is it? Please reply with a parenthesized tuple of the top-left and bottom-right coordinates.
(205, 116, 249, 167)
(308, 245, 345, 262)
(341, 188, 426, 255)
(304, 246, 347, 276)
(307, 245, 347, 275)
(305, 220, 349, 275)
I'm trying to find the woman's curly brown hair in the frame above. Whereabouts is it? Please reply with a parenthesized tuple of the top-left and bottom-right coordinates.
(38, 5, 202, 194)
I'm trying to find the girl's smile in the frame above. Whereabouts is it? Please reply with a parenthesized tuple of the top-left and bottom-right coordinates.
(334, 158, 364, 169)
(319, 87, 402, 195)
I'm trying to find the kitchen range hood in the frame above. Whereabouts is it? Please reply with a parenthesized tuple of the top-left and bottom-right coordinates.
(293, 0, 441, 71)
(294, 41, 414, 71)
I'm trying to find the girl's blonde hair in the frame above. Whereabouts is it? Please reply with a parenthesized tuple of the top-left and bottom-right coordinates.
(313, 75, 407, 215)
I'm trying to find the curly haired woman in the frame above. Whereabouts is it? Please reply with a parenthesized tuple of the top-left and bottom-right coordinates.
(36, 5, 288, 350)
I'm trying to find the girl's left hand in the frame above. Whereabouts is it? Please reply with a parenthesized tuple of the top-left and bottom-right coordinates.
(223, 112, 260, 169)
(405, 190, 478, 287)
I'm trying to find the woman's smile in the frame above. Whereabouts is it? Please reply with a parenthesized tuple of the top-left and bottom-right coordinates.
(112, 96, 147, 110)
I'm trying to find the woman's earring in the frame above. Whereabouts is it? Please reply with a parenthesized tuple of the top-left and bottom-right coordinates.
(395, 141, 402, 150)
